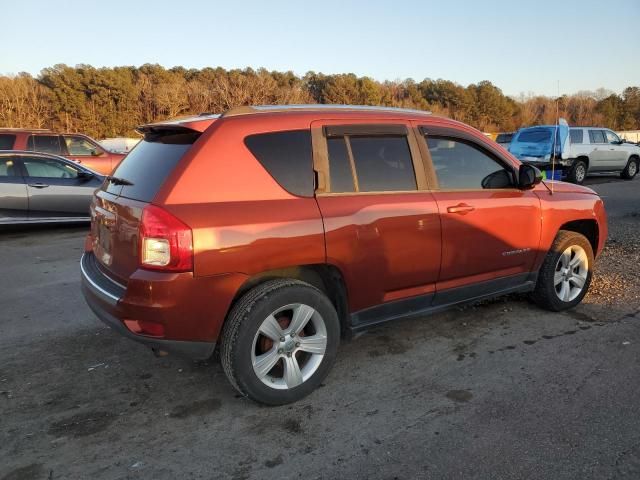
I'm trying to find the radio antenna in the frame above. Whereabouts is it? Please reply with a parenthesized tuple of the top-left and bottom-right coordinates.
(550, 80, 560, 194)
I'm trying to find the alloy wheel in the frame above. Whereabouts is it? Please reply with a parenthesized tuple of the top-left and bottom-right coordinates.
(554, 245, 589, 302)
(251, 303, 327, 390)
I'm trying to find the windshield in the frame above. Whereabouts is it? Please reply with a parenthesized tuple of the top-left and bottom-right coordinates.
(509, 125, 568, 160)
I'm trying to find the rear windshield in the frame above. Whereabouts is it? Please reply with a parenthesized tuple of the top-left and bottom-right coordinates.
(516, 128, 552, 143)
(106, 130, 199, 202)
(0, 134, 16, 149)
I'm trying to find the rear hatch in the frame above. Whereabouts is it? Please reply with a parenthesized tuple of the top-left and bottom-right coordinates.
(509, 124, 569, 162)
(91, 125, 204, 284)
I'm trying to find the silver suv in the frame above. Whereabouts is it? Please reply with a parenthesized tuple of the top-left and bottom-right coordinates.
(566, 128, 640, 183)
(509, 124, 640, 184)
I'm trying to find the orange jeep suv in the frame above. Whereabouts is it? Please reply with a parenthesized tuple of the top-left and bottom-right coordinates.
(80, 105, 607, 405)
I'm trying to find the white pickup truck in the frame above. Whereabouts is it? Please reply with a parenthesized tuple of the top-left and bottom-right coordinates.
(508, 123, 640, 184)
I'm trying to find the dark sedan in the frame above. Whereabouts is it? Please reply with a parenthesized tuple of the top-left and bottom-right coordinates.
(0, 150, 104, 224)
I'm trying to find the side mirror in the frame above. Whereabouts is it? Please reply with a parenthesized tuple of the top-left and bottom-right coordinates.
(91, 149, 104, 157)
(518, 164, 543, 189)
(77, 170, 94, 180)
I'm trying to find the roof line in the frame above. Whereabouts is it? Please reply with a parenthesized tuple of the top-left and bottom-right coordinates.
(221, 104, 432, 118)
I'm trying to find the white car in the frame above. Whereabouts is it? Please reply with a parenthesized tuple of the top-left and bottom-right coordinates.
(509, 124, 640, 184)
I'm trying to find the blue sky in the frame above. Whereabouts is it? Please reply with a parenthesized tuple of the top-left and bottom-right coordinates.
(2, 0, 638, 97)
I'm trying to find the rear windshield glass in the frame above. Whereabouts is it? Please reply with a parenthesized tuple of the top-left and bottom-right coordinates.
(516, 128, 552, 143)
(0, 134, 16, 149)
(106, 131, 199, 202)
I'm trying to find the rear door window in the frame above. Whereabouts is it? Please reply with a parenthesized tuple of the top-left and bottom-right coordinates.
(244, 130, 313, 197)
(0, 134, 16, 149)
(349, 136, 416, 192)
(27, 135, 64, 155)
(0, 157, 19, 177)
(570, 129, 584, 144)
(588, 130, 606, 144)
(106, 131, 199, 202)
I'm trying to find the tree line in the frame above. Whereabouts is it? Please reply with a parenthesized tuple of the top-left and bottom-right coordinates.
(0, 64, 638, 138)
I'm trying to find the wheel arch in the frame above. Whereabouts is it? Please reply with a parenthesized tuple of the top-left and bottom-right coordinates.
(228, 264, 350, 337)
(557, 219, 599, 254)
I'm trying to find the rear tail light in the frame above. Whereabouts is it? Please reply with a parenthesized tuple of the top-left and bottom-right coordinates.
(139, 205, 193, 272)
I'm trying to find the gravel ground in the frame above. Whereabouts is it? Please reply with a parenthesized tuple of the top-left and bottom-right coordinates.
(0, 177, 639, 480)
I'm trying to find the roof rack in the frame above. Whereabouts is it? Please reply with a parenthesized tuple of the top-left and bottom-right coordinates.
(221, 104, 431, 118)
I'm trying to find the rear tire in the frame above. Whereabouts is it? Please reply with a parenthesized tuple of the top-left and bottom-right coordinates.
(567, 159, 587, 184)
(220, 279, 340, 405)
(531, 230, 594, 311)
(621, 157, 638, 180)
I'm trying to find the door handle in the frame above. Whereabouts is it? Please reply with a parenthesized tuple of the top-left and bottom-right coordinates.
(447, 203, 475, 214)
(28, 183, 49, 189)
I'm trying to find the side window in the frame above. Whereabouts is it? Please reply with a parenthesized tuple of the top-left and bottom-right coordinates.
(570, 129, 584, 144)
(605, 130, 620, 144)
(64, 135, 100, 155)
(588, 130, 606, 144)
(26, 135, 63, 155)
(0, 157, 18, 177)
(0, 134, 16, 149)
(21, 156, 78, 179)
(244, 130, 313, 197)
(327, 137, 355, 192)
(348, 136, 416, 192)
(426, 136, 513, 190)
(326, 133, 417, 193)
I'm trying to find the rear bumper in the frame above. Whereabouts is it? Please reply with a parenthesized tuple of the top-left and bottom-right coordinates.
(80, 252, 245, 360)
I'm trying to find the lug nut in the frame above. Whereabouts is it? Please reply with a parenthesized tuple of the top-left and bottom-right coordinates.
(295, 342, 300, 347)
(287, 352, 292, 357)
(277, 348, 283, 354)
(280, 337, 285, 342)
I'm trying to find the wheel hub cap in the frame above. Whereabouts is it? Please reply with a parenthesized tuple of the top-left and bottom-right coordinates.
(251, 303, 327, 390)
(554, 245, 589, 302)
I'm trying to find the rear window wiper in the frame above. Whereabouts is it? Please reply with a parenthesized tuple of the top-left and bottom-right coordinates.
(106, 175, 134, 186)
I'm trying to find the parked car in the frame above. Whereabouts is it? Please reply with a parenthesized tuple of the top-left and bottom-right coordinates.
(0, 151, 104, 224)
(509, 124, 640, 184)
(80, 105, 607, 405)
(0, 129, 126, 175)
(495, 132, 514, 149)
(99, 137, 141, 154)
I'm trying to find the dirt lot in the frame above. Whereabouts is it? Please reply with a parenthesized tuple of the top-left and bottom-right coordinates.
(1, 177, 639, 480)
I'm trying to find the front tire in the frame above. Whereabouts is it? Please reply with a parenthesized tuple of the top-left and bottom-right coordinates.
(567, 159, 587, 184)
(220, 279, 340, 405)
(531, 230, 594, 311)
(621, 157, 638, 180)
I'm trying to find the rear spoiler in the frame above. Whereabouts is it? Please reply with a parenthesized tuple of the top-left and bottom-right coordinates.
(136, 114, 220, 135)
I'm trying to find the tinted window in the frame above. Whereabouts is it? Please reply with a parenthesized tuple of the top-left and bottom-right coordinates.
(570, 129, 584, 144)
(0, 134, 16, 150)
(22, 156, 78, 178)
(107, 132, 199, 202)
(0, 157, 18, 177)
(427, 137, 513, 190)
(64, 135, 99, 155)
(517, 128, 551, 143)
(27, 135, 63, 155)
(589, 130, 606, 144)
(244, 130, 313, 197)
(327, 137, 355, 192)
(496, 133, 512, 143)
(605, 130, 620, 144)
(349, 136, 416, 192)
